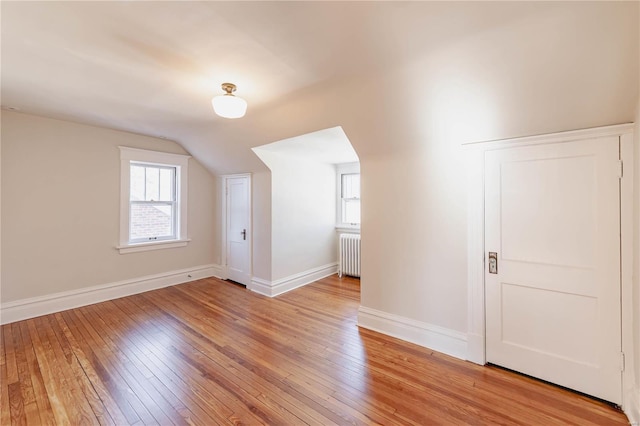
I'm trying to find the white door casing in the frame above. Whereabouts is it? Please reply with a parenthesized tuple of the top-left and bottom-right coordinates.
(223, 174, 251, 286)
(484, 137, 621, 404)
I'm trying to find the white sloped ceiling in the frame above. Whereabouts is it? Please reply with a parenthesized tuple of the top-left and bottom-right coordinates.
(1, 1, 638, 173)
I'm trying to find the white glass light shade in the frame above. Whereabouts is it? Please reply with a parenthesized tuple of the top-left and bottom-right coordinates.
(212, 94, 247, 119)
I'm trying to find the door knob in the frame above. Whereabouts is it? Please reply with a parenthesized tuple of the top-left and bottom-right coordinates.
(241, 229, 246, 240)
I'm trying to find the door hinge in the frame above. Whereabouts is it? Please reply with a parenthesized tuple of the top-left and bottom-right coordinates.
(617, 160, 623, 179)
(621, 352, 625, 372)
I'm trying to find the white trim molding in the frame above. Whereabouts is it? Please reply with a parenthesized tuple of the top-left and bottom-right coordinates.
(627, 386, 640, 426)
(463, 123, 634, 151)
(465, 146, 486, 365)
(335, 226, 360, 235)
(116, 238, 191, 254)
(624, 388, 640, 426)
(0, 263, 223, 325)
(118, 146, 191, 254)
(248, 263, 338, 297)
(248, 277, 272, 296)
(621, 131, 637, 422)
(358, 306, 468, 360)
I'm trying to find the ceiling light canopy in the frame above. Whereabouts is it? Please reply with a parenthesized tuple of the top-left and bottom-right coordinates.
(212, 83, 247, 119)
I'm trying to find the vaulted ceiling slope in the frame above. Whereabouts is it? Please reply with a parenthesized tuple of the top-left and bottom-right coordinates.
(2, 1, 638, 175)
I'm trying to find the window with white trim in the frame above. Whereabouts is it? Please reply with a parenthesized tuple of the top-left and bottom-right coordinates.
(336, 162, 360, 229)
(341, 173, 361, 225)
(118, 147, 190, 254)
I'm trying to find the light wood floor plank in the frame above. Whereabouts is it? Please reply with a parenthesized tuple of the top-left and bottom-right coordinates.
(1, 335, 12, 426)
(25, 319, 73, 425)
(17, 321, 62, 426)
(33, 315, 99, 424)
(11, 323, 40, 426)
(0, 274, 630, 425)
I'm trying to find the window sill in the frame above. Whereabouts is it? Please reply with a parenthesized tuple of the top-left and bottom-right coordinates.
(336, 226, 360, 234)
(117, 239, 191, 254)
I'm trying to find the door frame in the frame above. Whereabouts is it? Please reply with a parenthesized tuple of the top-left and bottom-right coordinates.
(221, 173, 252, 282)
(463, 124, 634, 409)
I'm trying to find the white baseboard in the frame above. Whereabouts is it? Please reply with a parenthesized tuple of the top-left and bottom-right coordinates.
(210, 264, 223, 279)
(248, 277, 272, 296)
(248, 263, 338, 297)
(1, 263, 223, 325)
(358, 306, 468, 360)
(466, 332, 486, 365)
(625, 386, 640, 426)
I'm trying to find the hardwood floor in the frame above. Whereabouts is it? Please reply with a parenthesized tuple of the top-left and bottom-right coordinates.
(1, 274, 629, 425)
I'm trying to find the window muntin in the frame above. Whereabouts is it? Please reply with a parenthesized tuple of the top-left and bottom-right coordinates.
(129, 163, 177, 243)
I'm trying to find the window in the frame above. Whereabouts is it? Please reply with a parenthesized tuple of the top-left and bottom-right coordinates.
(118, 147, 190, 254)
(336, 162, 360, 229)
(341, 173, 361, 225)
(129, 164, 176, 243)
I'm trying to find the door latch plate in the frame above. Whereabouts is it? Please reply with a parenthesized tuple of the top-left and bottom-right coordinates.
(488, 252, 498, 274)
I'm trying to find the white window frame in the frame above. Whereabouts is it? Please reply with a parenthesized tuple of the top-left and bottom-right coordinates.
(118, 147, 190, 254)
(336, 162, 361, 232)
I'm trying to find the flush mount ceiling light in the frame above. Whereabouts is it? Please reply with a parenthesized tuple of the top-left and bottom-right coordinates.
(212, 83, 247, 119)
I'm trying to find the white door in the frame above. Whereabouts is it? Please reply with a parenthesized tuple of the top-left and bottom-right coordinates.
(485, 137, 621, 404)
(225, 175, 251, 286)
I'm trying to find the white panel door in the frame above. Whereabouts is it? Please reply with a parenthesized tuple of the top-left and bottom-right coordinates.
(226, 176, 251, 286)
(485, 137, 621, 404)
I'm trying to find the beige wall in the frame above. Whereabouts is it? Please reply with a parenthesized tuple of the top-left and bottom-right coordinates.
(0, 111, 3, 303)
(633, 3, 640, 406)
(360, 144, 468, 332)
(251, 170, 272, 281)
(634, 93, 640, 404)
(1, 111, 218, 303)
